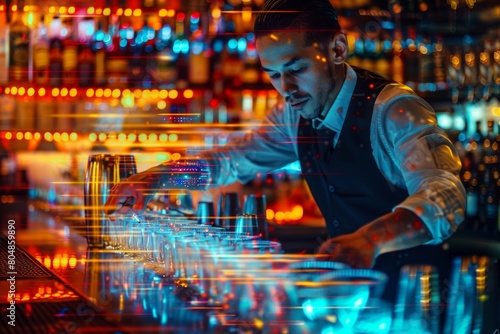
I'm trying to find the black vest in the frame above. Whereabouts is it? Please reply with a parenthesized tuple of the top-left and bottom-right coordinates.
(298, 67, 408, 237)
(297, 67, 451, 303)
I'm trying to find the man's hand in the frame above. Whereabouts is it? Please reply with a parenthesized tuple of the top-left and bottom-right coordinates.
(317, 231, 379, 269)
(317, 208, 433, 268)
(103, 172, 160, 220)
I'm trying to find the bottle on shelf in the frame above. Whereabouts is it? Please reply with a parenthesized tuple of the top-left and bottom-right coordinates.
(77, 17, 96, 88)
(48, 38, 63, 87)
(33, 15, 50, 86)
(432, 34, 447, 89)
(8, 0, 31, 83)
(188, 12, 211, 87)
(155, 17, 178, 88)
(461, 150, 479, 229)
(129, 18, 147, 88)
(92, 20, 108, 87)
(174, 12, 189, 89)
(140, 19, 157, 88)
(482, 119, 498, 165)
(106, 15, 128, 88)
(61, 18, 78, 87)
(470, 120, 485, 165)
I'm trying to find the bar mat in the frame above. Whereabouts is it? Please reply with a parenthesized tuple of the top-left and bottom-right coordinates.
(0, 300, 124, 334)
(0, 233, 54, 280)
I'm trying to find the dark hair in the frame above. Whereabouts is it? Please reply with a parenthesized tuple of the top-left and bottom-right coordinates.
(254, 0, 341, 47)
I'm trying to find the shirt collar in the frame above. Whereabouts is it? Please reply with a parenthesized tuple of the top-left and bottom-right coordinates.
(312, 64, 357, 132)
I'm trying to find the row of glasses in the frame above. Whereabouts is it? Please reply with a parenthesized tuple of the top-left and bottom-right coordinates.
(108, 213, 401, 333)
(200, 192, 269, 238)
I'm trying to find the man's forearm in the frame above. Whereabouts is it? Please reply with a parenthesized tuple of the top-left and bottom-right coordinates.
(358, 207, 433, 256)
(141, 159, 212, 190)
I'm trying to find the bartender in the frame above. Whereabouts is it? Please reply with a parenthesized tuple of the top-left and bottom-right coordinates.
(105, 0, 466, 302)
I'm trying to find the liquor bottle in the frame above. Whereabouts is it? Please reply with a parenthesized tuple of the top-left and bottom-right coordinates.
(33, 15, 50, 85)
(461, 151, 479, 227)
(470, 120, 485, 165)
(418, 34, 434, 85)
(241, 35, 261, 86)
(463, 42, 478, 101)
(77, 17, 96, 88)
(188, 12, 210, 87)
(155, 18, 178, 88)
(106, 16, 128, 88)
(78, 44, 95, 88)
(129, 19, 145, 88)
(478, 38, 493, 100)
(8, 0, 31, 83)
(433, 35, 447, 89)
(174, 12, 189, 89)
(92, 20, 107, 87)
(139, 20, 157, 88)
(62, 18, 78, 87)
(455, 118, 468, 161)
(482, 119, 498, 165)
(49, 38, 63, 86)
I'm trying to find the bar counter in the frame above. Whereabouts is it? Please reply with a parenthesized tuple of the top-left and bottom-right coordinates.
(1, 205, 500, 334)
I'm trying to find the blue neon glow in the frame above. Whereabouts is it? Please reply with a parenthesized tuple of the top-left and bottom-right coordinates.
(191, 40, 204, 55)
(95, 30, 104, 41)
(364, 39, 375, 53)
(227, 38, 238, 50)
(160, 25, 172, 41)
(237, 37, 247, 52)
(173, 40, 181, 53)
(381, 20, 395, 29)
(181, 39, 190, 54)
(382, 40, 392, 51)
(354, 39, 364, 54)
(213, 39, 224, 53)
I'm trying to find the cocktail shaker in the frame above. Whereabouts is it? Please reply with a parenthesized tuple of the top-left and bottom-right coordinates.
(84, 154, 137, 248)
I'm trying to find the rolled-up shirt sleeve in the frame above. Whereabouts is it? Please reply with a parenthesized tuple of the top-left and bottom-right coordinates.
(200, 101, 299, 186)
(373, 84, 466, 244)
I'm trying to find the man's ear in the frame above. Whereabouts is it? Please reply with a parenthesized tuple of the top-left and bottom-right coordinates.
(331, 33, 348, 64)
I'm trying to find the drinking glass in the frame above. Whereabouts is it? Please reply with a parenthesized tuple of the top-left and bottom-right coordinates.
(242, 193, 268, 239)
(217, 192, 240, 230)
(196, 201, 216, 226)
(235, 214, 260, 237)
(287, 268, 387, 332)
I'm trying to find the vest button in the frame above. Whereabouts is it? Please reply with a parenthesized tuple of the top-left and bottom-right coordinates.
(332, 219, 340, 227)
(328, 185, 335, 193)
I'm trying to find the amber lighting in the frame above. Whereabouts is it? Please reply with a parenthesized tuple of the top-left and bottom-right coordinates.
(2, 86, 198, 101)
(266, 205, 304, 224)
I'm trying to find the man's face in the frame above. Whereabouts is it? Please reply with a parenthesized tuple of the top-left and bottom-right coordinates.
(256, 31, 342, 119)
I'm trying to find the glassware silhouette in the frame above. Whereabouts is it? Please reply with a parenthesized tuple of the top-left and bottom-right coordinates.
(242, 193, 268, 239)
(84, 154, 136, 248)
(196, 201, 216, 225)
(217, 192, 240, 230)
(235, 214, 260, 237)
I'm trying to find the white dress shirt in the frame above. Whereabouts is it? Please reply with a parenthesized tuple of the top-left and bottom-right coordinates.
(202, 64, 466, 244)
